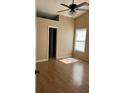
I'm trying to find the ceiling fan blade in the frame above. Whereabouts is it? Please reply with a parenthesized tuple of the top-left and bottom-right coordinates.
(57, 9, 70, 13)
(76, 8, 89, 11)
(60, 4, 69, 8)
(77, 2, 89, 8)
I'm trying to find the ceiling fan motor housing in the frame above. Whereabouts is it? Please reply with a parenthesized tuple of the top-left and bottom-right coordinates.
(69, 4, 77, 11)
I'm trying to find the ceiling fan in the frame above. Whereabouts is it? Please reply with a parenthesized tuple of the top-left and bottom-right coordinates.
(57, 0, 89, 15)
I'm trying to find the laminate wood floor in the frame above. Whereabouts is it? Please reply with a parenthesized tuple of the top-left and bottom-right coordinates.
(36, 58, 89, 93)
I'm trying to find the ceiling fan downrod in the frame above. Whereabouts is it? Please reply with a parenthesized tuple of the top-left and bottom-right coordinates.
(72, 0, 74, 4)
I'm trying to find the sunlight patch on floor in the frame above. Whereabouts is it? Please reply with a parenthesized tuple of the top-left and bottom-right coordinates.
(59, 58, 78, 64)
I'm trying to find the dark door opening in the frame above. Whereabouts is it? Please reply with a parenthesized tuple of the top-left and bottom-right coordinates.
(49, 27, 57, 59)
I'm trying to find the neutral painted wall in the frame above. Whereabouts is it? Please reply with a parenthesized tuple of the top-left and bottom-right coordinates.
(36, 16, 74, 61)
(73, 12, 89, 61)
(58, 16, 74, 58)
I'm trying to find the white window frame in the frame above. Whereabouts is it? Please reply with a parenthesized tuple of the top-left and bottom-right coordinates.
(74, 28, 87, 52)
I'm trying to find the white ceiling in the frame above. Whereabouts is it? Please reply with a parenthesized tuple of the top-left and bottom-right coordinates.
(36, 0, 89, 19)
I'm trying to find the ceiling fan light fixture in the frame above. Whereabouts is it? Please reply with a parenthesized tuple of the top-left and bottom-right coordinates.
(68, 11, 76, 16)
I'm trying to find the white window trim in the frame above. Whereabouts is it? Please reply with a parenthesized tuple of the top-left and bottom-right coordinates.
(74, 28, 87, 53)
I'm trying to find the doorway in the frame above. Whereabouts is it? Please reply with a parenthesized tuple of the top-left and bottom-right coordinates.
(48, 27, 57, 59)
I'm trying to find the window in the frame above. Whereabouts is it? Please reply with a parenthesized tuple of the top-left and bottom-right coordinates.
(74, 28, 87, 52)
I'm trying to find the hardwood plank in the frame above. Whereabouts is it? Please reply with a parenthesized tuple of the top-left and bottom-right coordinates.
(36, 58, 89, 93)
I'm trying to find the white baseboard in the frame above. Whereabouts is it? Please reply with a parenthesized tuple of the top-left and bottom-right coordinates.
(36, 59, 48, 62)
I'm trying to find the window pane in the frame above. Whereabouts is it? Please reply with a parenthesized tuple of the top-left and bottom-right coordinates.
(76, 31, 83, 41)
(75, 29, 87, 41)
(75, 41, 85, 52)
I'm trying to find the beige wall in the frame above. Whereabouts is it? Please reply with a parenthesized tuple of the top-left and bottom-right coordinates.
(58, 16, 74, 58)
(36, 16, 74, 61)
(73, 12, 89, 61)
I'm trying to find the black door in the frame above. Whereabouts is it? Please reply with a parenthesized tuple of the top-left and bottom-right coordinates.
(49, 28, 57, 58)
